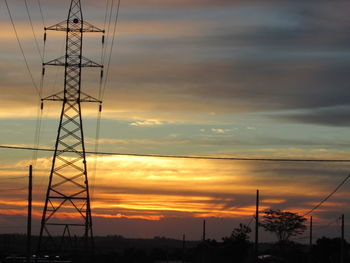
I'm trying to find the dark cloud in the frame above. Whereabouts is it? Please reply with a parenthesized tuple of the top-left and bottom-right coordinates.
(98, 0, 350, 115)
(271, 106, 350, 127)
(2, 0, 350, 119)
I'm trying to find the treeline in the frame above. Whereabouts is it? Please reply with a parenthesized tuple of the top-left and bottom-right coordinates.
(0, 234, 348, 263)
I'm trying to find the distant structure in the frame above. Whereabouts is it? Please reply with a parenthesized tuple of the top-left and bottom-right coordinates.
(38, 0, 104, 255)
(202, 220, 206, 241)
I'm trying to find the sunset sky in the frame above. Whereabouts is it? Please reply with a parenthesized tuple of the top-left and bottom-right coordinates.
(0, 0, 350, 242)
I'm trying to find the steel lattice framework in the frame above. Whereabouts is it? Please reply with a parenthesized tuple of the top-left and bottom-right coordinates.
(38, 0, 104, 255)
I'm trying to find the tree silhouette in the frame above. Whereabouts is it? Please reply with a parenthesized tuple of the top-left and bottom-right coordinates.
(230, 223, 251, 242)
(260, 209, 307, 242)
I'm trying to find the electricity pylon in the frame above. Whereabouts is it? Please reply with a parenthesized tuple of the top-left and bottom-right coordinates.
(38, 0, 104, 255)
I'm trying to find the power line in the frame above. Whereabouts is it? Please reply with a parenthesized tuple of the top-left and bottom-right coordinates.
(3, 0, 41, 98)
(314, 217, 339, 231)
(36, 0, 45, 28)
(311, 217, 341, 240)
(291, 235, 309, 241)
(24, 0, 44, 62)
(303, 174, 350, 216)
(5, 187, 27, 191)
(247, 215, 255, 227)
(101, 0, 115, 66)
(0, 226, 25, 229)
(101, 0, 114, 64)
(1, 144, 350, 163)
(103, 0, 111, 31)
(101, 0, 121, 100)
(91, 109, 102, 201)
(0, 176, 27, 180)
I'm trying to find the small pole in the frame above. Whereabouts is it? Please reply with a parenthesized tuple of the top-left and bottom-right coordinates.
(309, 216, 313, 246)
(27, 165, 33, 263)
(309, 216, 313, 263)
(341, 214, 345, 263)
(202, 220, 206, 241)
(182, 234, 186, 263)
(255, 189, 259, 262)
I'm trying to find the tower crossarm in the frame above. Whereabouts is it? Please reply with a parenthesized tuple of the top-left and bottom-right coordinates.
(44, 56, 103, 68)
(41, 91, 64, 102)
(80, 92, 102, 103)
(42, 91, 101, 103)
(46, 223, 86, 227)
(45, 20, 104, 33)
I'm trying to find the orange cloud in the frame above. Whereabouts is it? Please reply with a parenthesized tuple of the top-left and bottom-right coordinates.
(0, 154, 349, 229)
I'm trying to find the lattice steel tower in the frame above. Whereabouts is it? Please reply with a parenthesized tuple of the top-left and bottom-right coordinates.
(38, 0, 104, 255)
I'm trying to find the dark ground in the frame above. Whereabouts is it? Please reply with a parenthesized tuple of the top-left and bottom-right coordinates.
(0, 234, 348, 263)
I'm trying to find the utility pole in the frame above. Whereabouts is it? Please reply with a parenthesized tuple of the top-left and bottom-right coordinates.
(27, 165, 33, 263)
(341, 214, 345, 263)
(255, 189, 259, 262)
(37, 0, 104, 257)
(202, 220, 206, 241)
(182, 234, 186, 263)
(309, 216, 313, 246)
(309, 216, 313, 263)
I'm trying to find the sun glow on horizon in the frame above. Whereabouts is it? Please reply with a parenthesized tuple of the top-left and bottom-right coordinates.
(0, 153, 348, 227)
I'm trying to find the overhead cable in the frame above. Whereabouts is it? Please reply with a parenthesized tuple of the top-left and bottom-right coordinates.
(3, 0, 41, 97)
(247, 215, 255, 227)
(24, 0, 44, 62)
(36, 0, 45, 28)
(101, 0, 121, 100)
(303, 173, 350, 216)
(0, 175, 27, 180)
(91, 109, 102, 201)
(2, 145, 350, 163)
(101, 0, 113, 64)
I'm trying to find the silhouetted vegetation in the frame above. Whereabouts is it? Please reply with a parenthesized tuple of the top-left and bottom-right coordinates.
(260, 209, 307, 242)
(311, 237, 349, 263)
(0, 229, 348, 263)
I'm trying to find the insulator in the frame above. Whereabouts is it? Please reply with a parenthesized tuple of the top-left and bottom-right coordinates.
(42, 67, 46, 75)
(44, 32, 47, 42)
(102, 35, 105, 44)
(41, 101, 44, 110)
(100, 70, 104, 79)
(99, 104, 102, 112)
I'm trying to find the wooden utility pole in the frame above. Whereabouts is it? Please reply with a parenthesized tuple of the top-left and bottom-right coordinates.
(309, 216, 313, 263)
(309, 216, 313, 246)
(182, 234, 186, 263)
(202, 220, 206, 241)
(341, 214, 345, 263)
(27, 165, 33, 263)
(255, 190, 259, 262)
